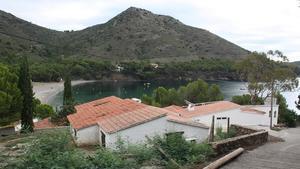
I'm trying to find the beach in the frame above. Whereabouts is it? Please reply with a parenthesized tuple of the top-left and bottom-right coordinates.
(33, 80, 95, 104)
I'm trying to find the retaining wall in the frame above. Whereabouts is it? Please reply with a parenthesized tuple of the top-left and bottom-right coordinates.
(211, 125, 268, 154)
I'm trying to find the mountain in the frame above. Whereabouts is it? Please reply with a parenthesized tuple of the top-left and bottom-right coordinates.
(0, 7, 249, 62)
(292, 61, 300, 66)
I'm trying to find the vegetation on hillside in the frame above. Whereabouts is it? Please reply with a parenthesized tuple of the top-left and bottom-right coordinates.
(0, 7, 248, 62)
(0, 55, 238, 82)
(142, 79, 223, 107)
(5, 130, 215, 169)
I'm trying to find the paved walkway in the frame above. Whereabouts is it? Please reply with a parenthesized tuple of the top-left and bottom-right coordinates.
(222, 127, 300, 169)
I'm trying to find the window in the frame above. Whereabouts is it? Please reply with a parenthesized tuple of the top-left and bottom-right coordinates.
(274, 111, 277, 118)
(216, 117, 227, 120)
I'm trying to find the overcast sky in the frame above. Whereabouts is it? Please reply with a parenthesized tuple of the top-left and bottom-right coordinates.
(0, 0, 299, 61)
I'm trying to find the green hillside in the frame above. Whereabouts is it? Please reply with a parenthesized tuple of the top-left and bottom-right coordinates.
(0, 7, 249, 63)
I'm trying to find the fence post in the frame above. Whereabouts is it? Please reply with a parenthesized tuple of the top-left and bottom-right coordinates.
(209, 115, 215, 142)
(227, 117, 230, 134)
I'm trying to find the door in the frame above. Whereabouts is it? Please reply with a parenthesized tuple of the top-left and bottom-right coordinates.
(101, 131, 106, 147)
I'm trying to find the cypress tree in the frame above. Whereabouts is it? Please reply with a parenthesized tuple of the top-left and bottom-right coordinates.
(63, 74, 73, 106)
(18, 56, 34, 133)
(59, 74, 75, 117)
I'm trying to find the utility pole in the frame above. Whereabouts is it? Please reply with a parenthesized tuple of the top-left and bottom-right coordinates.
(270, 80, 274, 129)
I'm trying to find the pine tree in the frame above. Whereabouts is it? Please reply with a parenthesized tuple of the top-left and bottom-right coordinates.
(18, 56, 34, 133)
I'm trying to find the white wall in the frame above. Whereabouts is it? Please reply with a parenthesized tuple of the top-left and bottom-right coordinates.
(193, 105, 279, 128)
(73, 125, 99, 145)
(250, 105, 279, 126)
(102, 116, 210, 149)
(104, 117, 169, 149)
(166, 121, 209, 143)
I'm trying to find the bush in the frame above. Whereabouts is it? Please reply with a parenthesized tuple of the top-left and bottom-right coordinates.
(277, 92, 297, 127)
(6, 130, 88, 169)
(152, 133, 215, 165)
(142, 79, 223, 107)
(34, 104, 55, 119)
(215, 126, 237, 141)
(88, 149, 138, 169)
(232, 94, 264, 105)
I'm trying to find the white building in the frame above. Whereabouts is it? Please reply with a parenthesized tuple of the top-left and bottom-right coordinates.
(67, 96, 209, 148)
(164, 101, 279, 129)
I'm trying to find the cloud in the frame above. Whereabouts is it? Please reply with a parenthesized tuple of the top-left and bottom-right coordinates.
(0, 0, 299, 61)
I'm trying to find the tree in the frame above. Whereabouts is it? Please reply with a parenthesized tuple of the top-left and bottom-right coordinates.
(236, 51, 298, 103)
(296, 95, 300, 110)
(0, 64, 22, 126)
(18, 56, 34, 133)
(59, 74, 75, 117)
(208, 84, 224, 101)
(141, 79, 223, 107)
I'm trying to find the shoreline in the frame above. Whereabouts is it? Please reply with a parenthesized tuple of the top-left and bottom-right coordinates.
(33, 80, 95, 104)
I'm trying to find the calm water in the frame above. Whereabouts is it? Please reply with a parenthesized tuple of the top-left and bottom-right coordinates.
(49, 80, 300, 114)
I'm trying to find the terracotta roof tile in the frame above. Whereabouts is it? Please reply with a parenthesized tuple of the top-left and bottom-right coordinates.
(34, 118, 56, 129)
(67, 96, 168, 133)
(164, 101, 241, 118)
(240, 106, 266, 114)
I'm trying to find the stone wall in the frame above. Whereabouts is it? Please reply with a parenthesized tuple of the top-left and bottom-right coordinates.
(211, 125, 268, 154)
(231, 124, 261, 136)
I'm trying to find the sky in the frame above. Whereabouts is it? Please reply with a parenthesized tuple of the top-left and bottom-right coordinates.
(0, 0, 299, 61)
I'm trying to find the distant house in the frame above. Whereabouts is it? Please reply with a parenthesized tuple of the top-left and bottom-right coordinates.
(115, 65, 124, 72)
(67, 96, 209, 148)
(164, 101, 279, 129)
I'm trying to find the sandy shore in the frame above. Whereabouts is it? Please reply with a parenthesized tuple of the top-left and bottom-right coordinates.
(33, 80, 95, 104)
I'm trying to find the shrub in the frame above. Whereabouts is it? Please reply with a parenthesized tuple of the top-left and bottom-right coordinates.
(152, 133, 215, 165)
(6, 130, 88, 169)
(232, 94, 264, 105)
(277, 92, 297, 127)
(215, 126, 237, 141)
(87, 149, 138, 169)
(142, 79, 223, 107)
(34, 104, 55, 119)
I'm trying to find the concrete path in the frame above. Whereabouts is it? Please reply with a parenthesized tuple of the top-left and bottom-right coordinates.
(221, 127, 300, 169)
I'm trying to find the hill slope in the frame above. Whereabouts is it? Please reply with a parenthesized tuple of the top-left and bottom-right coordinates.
(0, 7, 249, 62)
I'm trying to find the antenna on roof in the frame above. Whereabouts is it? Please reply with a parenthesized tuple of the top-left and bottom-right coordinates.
(185, 100, 195, 111)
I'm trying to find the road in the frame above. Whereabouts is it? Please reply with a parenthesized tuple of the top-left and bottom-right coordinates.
(222, 127, 300, 169)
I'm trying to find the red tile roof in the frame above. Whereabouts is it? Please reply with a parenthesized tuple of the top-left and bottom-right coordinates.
(240, 106, 266, 114)
(67, 96, 169, 133)
(167, 114, 209, 129)
(34, 118, 57, 129)
(164, 101, 241, 118)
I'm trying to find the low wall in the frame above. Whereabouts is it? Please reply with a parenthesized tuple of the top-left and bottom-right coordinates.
(231, 124, 261, 136)
(0, 125, 16, 137)
(211, 125, 268, 154)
